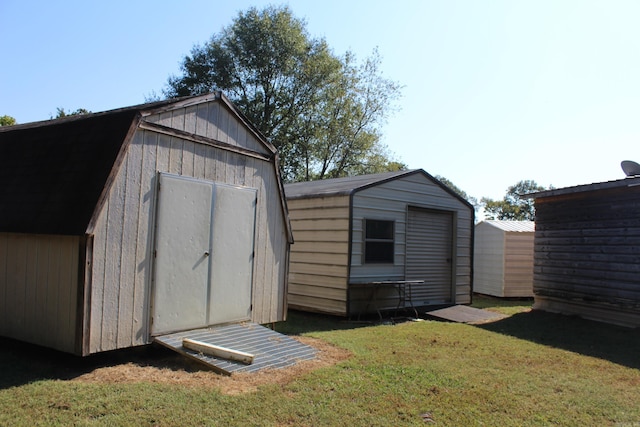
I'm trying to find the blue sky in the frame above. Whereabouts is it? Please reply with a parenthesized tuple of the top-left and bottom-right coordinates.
(2, 0, 639, 204)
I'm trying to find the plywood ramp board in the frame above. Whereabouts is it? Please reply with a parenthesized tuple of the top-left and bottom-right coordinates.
(154, 323, 317, 375)
(425, 305, 507, 324)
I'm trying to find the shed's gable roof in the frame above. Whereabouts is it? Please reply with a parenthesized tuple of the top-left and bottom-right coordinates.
(284, 170, 411, 199)
(0, 92, 279, 236)
(284, 169, 473, 209)
(478, 220, 534, 232)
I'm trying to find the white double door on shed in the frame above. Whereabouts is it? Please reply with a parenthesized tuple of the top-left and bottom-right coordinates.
(151, 173, 257, 335)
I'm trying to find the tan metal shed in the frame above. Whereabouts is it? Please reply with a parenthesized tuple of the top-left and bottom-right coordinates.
(473, 220, 535, 297)
(0, 92, 293, 355)
(285, 169, 474, 317)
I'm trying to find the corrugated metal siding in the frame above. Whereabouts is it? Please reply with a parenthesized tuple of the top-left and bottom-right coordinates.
(474, 221, 534, 297)
(88, 101, 289, 353)
(406, 208, 454, 304)
(533, 186, 640, 327)
(287, 196, 350, 316)
(473, 222, 505, 296)
(0, 233, 80, 353)
(350, 173, 472, 307)
(502, 232, 534, 297)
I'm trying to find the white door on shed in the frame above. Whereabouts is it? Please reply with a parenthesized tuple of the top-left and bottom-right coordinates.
(152, 174, 213, 334)
(208, 183, 256, 325)
(406, 207, 454, 305)
(152, 174, 256, 335)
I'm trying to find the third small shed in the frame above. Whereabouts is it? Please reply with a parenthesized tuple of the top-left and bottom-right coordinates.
(285, 169, 474, 317)
(473, 220, 534, 297)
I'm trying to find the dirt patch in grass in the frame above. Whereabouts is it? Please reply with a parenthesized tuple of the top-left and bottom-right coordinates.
(71, 337, 351, 395)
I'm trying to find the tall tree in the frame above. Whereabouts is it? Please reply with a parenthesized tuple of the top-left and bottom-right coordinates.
(0, 115, 16, 126)
(482, 180, 547, 221)
(52, 107, 91, 118)
(164, 5, 404, 181)
(435, 175, 480, 213)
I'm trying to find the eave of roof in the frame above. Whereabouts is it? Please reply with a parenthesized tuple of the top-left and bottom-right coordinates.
(478, 220, 535, 232)
(526, 176, 640, 199)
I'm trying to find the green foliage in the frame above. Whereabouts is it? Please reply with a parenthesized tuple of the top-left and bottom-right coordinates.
(165, 5, 404, 181)
(481, 179, 547, 220)
(435, 175, 479, 211)
(0, 115, 16, 126)
(52, 107, 91, 118)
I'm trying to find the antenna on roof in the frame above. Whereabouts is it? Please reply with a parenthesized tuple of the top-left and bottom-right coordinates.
(621, 160, 640, 177)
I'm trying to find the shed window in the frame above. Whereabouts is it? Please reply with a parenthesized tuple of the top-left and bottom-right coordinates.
(364, 219, 395, 263)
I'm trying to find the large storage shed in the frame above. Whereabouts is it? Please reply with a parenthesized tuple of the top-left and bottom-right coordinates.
(0, 92, 293, 355)
(474, 220, 534, 297)
(285, 169, 474, 317)
(529, 177, 640, 327)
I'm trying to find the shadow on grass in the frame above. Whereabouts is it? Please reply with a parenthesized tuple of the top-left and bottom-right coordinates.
(476, 309, 640, 370)
(0, 310, 369, 390)
(0, 337, 205, 390)
(274, 309, 378, 335)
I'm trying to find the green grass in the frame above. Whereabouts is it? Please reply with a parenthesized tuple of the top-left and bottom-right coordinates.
(1, 299, 639, 426)
(471, 293, 533, 316)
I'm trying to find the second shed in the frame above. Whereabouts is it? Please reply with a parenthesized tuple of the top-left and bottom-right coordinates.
(284, 169, 474, 317)
(473, 220, 535, 297)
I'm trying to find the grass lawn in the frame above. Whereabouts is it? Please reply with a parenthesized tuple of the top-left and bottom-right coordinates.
(1, 296, 639, 426)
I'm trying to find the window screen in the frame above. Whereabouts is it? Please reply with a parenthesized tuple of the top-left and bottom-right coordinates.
(364, 219, 395, 263)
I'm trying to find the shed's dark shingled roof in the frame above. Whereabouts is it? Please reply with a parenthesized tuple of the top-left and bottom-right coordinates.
(0, 99, 176, 235)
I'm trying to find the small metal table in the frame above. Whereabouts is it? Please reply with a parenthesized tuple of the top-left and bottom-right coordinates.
(352, 280, 424, 319)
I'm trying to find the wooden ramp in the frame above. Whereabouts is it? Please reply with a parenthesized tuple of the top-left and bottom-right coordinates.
(154, 323, 317, 375)
(425, 305, 507, 324)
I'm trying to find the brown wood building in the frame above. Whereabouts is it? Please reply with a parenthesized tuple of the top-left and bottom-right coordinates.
(529, 177, 640, 327)
(0, 92, 293, 355)
(285, 170, 474, 317)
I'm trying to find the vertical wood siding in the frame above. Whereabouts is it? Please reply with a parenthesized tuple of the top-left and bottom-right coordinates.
(533, 187, 640, 327)
(0, 233, 80, 353)
(351, 173, 473, 306)
(287, 196, 351, 315)
(88, 100, 289, 353)
(145, 101, 270, 157)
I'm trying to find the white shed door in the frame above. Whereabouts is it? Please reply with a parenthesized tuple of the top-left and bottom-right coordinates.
(208, 183, 256, 325)
(152, 174, 256, 335)
(406, 207, 454, 305)
(152, 174, 213, 335)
